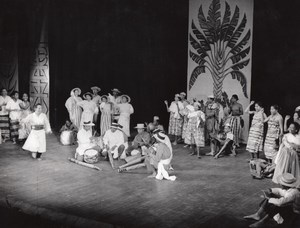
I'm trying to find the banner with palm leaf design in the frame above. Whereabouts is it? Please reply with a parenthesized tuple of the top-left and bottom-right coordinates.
(188, 0, 253, 143)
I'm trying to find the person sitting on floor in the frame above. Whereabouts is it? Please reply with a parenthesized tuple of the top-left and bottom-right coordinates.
(102, 123, 128, 169)
(75, 121, 96, 161)
(60, 120, 78, 145)
(244, 173, 300, 227)
(125, 123, 151, 157)
(205, 123, 236, 158)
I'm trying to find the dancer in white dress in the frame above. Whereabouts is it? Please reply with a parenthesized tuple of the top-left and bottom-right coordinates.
(117, 95, 134, 137)
(77, 92, 98, 128)
(65, 88, 83, 129)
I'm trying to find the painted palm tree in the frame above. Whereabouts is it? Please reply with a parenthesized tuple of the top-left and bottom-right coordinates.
(189, 0, 251, 100)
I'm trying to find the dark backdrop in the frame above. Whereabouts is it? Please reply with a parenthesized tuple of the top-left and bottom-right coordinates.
(2, 0, 300, 129)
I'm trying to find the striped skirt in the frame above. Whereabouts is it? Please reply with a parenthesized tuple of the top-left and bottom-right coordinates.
(10, 119, 19, 140)
(186, 117, 205, 147)
(101, 112, 111, 136)
(264, 121, 280, 160)
(246, 123, 264, 153)
(229, 116, 241, 145)
(0, 114, 10, 139)
(182, 116, 188, 139)
(168, 113, 183, 136)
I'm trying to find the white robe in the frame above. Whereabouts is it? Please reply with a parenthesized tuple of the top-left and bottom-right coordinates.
(6, 99, 22, 120)
(65, 96, 82, 128)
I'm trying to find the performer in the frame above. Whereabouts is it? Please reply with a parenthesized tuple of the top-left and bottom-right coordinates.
(18, 93, 32, 140)
(75, 121, 96, 161)
(205, 95, 219, 144)
(60, 120, 78, 145)
(6, 91, 22, 144)
(245, 101, 267, 159)
(117, 95, 134, 137)
(77, 92, 98, 128)
(164, 94, 184, 145)
(244, 173, 299, 227)
(91, 86, 101, 130)
(272, 122, 300, 186)
(99, 95, 112, 136)
(284, 111, 300, 132)
(102, 123, 128, 169)
(108, 88, 121, 122)
(229, 94, 243, 147)
(0, 88, 12, 142)
(263, 105, 283, 163)
(181, 101, 194, 147)
(186, 102, 205, 158)
(65, 88, 83, 129)
(125, 123, 151, 157)
(22, 104, 52, 160)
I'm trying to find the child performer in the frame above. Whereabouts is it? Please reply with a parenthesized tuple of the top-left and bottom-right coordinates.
(22, 104, 52, 160)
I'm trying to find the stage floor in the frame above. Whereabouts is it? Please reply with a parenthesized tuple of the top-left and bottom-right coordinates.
(0, 134, 298, 228)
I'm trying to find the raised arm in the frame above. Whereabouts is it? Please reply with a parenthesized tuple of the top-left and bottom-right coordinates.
(164, 100, 170, 112)
(284, 115, 290, 132)
(245, 101, 255, 114)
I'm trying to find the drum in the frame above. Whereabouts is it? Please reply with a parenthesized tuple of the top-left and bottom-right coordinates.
(60, 130, 72, 145)
(84, 149, 99, 164)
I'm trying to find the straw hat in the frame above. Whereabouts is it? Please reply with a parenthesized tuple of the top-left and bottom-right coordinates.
(153, 132, 167, 144)
(134, 123, 146, 129)
(70, 88, 81, 96)
(277, 173, 297, 187)
(208, 95, 214, 99)
(111, 88, 121, 94)
(152, 128, 162, 135)
(101, 95, 108, 100)
(180, 92, 186, 97)
(83, 92, 93, 99)
(110, 122, 123, 130)
(83, 121, 95, 126)
(91, 86, 101, 92)
(121, 95, 131, 103)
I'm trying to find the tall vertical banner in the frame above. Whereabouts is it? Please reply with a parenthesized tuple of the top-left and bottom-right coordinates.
(188, 0, 253, 143)
(30, 15, 50, 118)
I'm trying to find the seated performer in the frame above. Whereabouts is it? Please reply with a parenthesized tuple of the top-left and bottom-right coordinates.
(102, 123, 128, 169)
(60, 120, 78, 145)
(125, 123, 151, 157)
(75, 121, 96, 161)
(244, 173, 300, 227)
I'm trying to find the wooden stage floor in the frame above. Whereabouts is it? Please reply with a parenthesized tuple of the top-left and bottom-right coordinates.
(0, 134, 299, 228)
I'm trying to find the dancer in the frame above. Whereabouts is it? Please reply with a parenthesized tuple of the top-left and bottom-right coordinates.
(264, 105, 283, 163)
(65, 88, 82, 129)
(284, 111, 300, 132)
(229, 94, 243, 147)
(0, 88, 12, 142)
(164, 94, 184, 145)
(117, 95, 134, 137)
(18, 93, 32, 140)
(244, 173, 299, 227)
(272, 122, 300, 186)
(245, 101, 266, 159)
(205, 95, 219, 144)
(6, 91, 22, 144)
(22, 104, 52, 160)
(99, 95, 112, 136)
(77, 92, 98, 128)
(186, 102, 205, 159)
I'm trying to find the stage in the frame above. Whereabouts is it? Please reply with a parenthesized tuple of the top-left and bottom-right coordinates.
(0, 134, 298, 228)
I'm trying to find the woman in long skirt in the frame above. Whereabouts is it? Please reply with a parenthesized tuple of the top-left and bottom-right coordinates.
(117, 95, 134, 137)
(22, 103, 52, 160)
(0, 88, 12, 142)
(272, 122, 300, 187)
(229, 94, 244, 147)
(100, 95, 112, 135)
(65, 88, 83, 129)
(6, 91, 22, 144)
(164, 94, 184, 145)
(245, 101, 267, 159)
(18, 93, 32, 140)
(263, 105, 283, 163)
(77, 92, 97, 128)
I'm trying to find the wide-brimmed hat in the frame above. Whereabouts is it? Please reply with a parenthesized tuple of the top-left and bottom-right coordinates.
(101, 95, 108, 100)
(208, 95, 214, 99)
(180, 92, 186, 97)
(70, 88, 81, 96)
(111, 88, 121, 94)
(153, 132, 167, 144)
(277, 173, 297, 187)
(121, 95, 131, 103)
(152, 128, 162, 135)
(134, 123, 146, 129)
(110, 122, 123, 130)
(83, 92, 93, 99)
(83, 121, 95, 126)
(91, 86, 101, 92)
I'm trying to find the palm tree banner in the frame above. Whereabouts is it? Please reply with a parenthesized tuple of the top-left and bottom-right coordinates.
(187, 0, 253, 143)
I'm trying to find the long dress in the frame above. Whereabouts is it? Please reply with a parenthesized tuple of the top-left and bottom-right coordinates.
(264, 114, 282, 160)
(186, 110, 205, 147)
(0, 95, 12, 140)
(100, 102, 112, 135)
(272, 133, 300, 187)
(6, 99, 22, 141)
(168, 101, 184, 136)
(22, 113, 51, 153)
(246, 111, 265, 154)
(77, 100, 97, 127)
(65, 95, 83, 129)
(205, 102, 219, 140)
(18, 101, 32, 140)
(117, 103, 134, 137)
